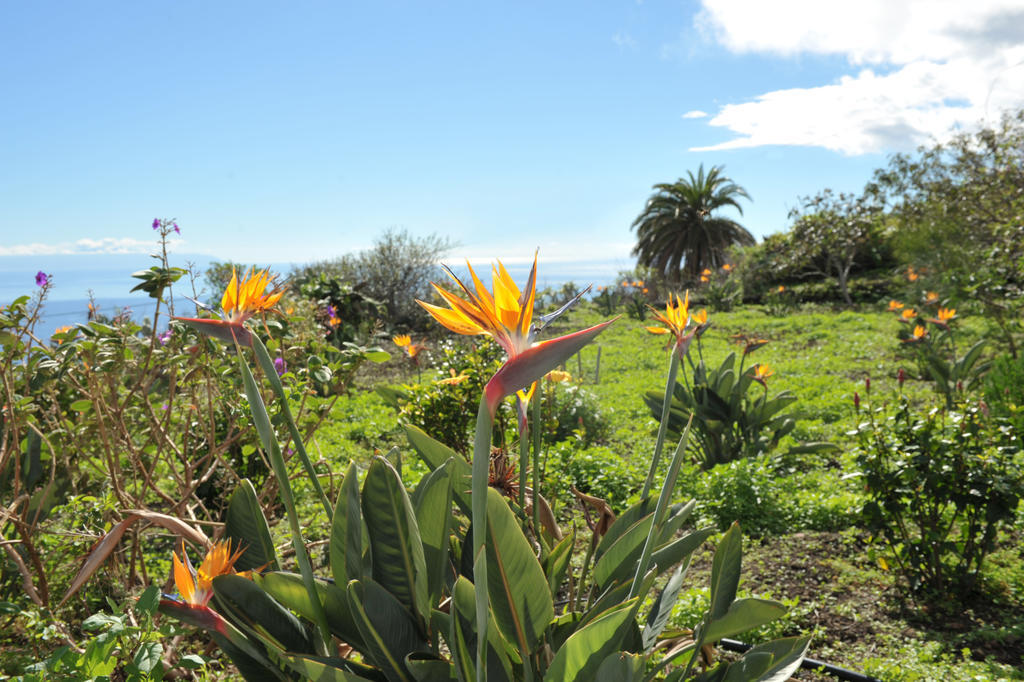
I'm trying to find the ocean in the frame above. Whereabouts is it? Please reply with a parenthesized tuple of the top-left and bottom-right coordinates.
(1, 254, 633, 340)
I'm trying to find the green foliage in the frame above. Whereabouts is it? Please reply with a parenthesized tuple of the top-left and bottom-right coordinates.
(645, 346, 833, 470)
(20, 586, 194, 681)
(291, 227, 455, 330)
(697, 266, 742, 312)
(894, 309, 989, 408)
(692, 455, 856, 537)
(855, 400, 1022, 596)
(983, 352, 1024, 434)
(298, 273, 384, 345)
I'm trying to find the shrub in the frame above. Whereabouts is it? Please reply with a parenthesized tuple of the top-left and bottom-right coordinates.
(982, 352, 1024, 434)
(854, 400, 1022, 596)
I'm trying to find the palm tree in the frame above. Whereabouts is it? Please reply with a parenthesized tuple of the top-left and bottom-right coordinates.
(631, 165, 754, 282)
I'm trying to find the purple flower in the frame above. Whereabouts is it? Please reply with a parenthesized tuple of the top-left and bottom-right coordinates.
(35, 271, 49, 287)
(152, 218, 160, 230)
(274, 357, 287, 376)
(327, 304, 337, 319)
(158, 329, 172, 345)
(173, 223, 180, 234)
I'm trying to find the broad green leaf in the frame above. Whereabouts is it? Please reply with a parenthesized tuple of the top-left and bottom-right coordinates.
(595, 651, 645, 682)
(484, 487, 554, 655)
(543, 599, 638, 682)
(593, 513, 654, 589)
(404, 425, 473, 516)
(405, 653, 455, 682)
(257, 572, 364, 649)
(332, 461, 365, 586)
(449, 576, 515, 682)
(348, 579, 430, 682)
(225, 479, 279, 572)
(412, 461, 454, 607)
(132, 642, 163, 674)
(650, 527, 716, 575)
(643, 566, 686, 650)
(543, 529, 575, 598)
(703, 597, 787, 643)
(595, 497, 654, 561)
(212, 574, 316, 655)
(708, 523, 742, 622)
(362, 457, 429, 624)
(719, 636, 810, 682)
(277, 651, 387, 681)
(210, 630, 286, 682)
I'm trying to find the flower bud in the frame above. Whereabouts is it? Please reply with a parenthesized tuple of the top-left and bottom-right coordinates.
(865, 377, 871, 394)
(897, 368, 906, 387)
(854, 391, 861, 411)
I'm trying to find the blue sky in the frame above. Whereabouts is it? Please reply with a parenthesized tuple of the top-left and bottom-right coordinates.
(3, 0, 1023, 268)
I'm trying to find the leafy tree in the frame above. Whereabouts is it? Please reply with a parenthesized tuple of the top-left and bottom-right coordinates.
(870, 109, 1024, 352)
(631, 165, 754, 282)
(782, 189, 889, 305)
(292, 228, 456, 330)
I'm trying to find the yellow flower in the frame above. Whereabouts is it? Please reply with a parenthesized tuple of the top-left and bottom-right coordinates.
(701, 268, 712, 276)
(722, 264, 733, 272)
(220, 267, 285, 324)
(436, 369, 470, 385)
(393, 334, 411, 348)
(406, 342, 424, 359)
(929, 307, 957, 327)
(172, 539, 246, 607)
(903, 324, 928, 342)
(546, 370, 572, 382)
(646, 292, 698, 358)
(753, 363, 773, 384)
(888, 300, 904, 311)
(691, 308, 708, 325)
(419, 252, 614, 415)
(777, 285, 785, 293)
(418, 256, 537, 359)
(925, 291, 939, 304)
(642, 287, 649, 294)
(901, 308, 917, 320)
(700, 275, 710, 283)
(907, 268, 919, 282)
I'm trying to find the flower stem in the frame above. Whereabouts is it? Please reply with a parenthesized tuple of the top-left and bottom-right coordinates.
(629, 415, 693, 600)
(471, 395, 491, 682)
(642, 348, 680, 499)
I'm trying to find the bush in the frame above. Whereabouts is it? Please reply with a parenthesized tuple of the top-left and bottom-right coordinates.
(291, 227, 454, 330)
(983, 352, 1024, 435)
(854, 401, 1022, 596)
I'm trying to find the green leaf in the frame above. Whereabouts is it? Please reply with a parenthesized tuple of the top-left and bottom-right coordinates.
(256, 572, 364, 649)
(362, 457, 429, 624)
(643, 566, 686, 650)
(595, 497, 655, 562)
(347, 579, 430, 682)
(708, 523, 742, 622)
(132, 642, 163, 674)
(703, 597, 787, 643)
(332, 461, 366, 586)
(448, 576, 514, 682)
(543, 530, 575, 598)
(593, 514, 654, 589)
(404, 426, 472, 517)
(136, 584, 161, 616)
(543, 599, 638, 682)
(405, 653, 455, 682)
(412, 461, 454, 607)
(595, 652, 645, 682)
(718, 636, 810, 682)
(70, 399, 92, 412)
(277, 651, 387, 681)
(225, 479, 279, 572)
(212, 574, 316, 655)
(484, 487, 554, 655)
(650, 527, 716, 575)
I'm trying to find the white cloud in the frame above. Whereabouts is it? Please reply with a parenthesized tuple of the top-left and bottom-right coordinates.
(0, 237, 185, 256)
(690, 0, 1024, 154)
(682, 110, 709, 119)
